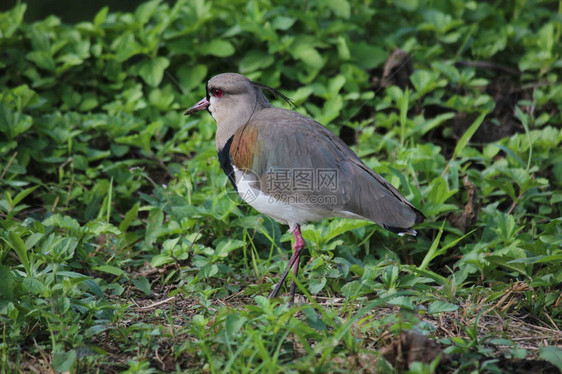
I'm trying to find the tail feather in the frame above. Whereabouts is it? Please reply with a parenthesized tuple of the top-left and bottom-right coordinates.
(384, 224, 418, 236)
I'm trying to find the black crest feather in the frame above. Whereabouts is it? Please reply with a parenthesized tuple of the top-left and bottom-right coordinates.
(251, 81, 296, 109)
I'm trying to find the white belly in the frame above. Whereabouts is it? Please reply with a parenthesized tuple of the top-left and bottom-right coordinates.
(233, 167, 363, 230)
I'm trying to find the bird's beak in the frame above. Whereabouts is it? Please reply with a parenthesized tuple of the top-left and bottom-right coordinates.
(184, 97, 210, 115)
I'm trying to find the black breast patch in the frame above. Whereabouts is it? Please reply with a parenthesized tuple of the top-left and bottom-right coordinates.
(218, 136, 237, 191)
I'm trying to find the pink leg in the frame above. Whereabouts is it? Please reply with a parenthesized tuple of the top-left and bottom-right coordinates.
(288, 226, 305, 305)
(268, 224, 305, 304)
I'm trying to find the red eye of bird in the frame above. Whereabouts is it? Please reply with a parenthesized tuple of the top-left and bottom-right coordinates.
(212, 88, 224, 98)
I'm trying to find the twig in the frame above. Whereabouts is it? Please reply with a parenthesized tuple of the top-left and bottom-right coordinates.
(50, 196, 59, 213)
(223, 289, 245, 302)
(454, 60, 520, 75)
(155, 347, 166, 370)
(65, 169, 75, 208)
(21, 361, 41, 374)
(542, 306, 561, 332)
(512, 336, 559, 341)
(1, 151, 17, 179)
(508, 315, 562, 335)
(151, 154, 173, 178)
(33, 338, 54, 374)
(507, 192, 524, 215)
(138, 296, 176, 310)
(518, 81, 553, 92)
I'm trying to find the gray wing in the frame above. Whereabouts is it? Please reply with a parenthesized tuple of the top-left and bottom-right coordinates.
(244, 108, 424, 233)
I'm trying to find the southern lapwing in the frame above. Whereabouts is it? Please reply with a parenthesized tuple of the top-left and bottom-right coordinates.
(185, 73, 424, 304)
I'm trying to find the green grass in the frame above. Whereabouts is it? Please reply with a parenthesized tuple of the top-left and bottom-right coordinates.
(1, 0, 561, 373)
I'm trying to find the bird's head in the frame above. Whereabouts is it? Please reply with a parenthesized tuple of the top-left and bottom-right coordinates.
(185, 73, 292, 149)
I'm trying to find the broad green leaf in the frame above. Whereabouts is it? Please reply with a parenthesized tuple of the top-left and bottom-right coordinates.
(509, 255, 562, 264)
(239, 51, 274, 73)
(132, 276, 151, 295)
(200, 39, 235, 57)
(0, 3, 26, 38)
(340, 280, 367, 297)
(428, 300, 459, 314)
(540, 346, 562, 372)
(404, 266, 449, 286)
(11, 185, 38, 208)
(5, 231, 30, 276)
(85, 220, 121, 236)
(112, 33, 143, 62)
(350, 42, 387, 69)
(225, 313, 246, 339)
(427, 177, 456, 204)
(85, 324, 108, 338)
(119, 202, 140, 232)
(433, 61, 460, 82)
(302, 305, 328, 331)
(26, 51, 55, 71)
(149, 87, 174, 110)
(79, 93, 99, 111)
(93, 265, 125, 277)
(178, 64, 208, 92)
(22, 278, 44, 293)
(135, 57, 170, 87)
(393, 0, 419, 11)
(43, 214, 81, 233)
(192, 314, 206, 326)
(309, 277, 326, 294)
(93, 6, 108, 26)
(145, 207, 164, 247)
(322, 219, 371, 243)
(414, 112, 455, 136)
(292, 43, 324, 69)
(272, 16, 296, 30)
(52, 350, 77, 373)
(199, 263, 218, 278)
(486, 255, 527, 275)
(410, 70, 444, 97)
(162, 237, 181, 251)
(135, 0, 161, 24)
(387, 296, 416, 310)
(0, 265, 15, 299)
(336, 36, 350, 60)
(0, 103, 33, 139)
(12, 84, 39, 110)
(325, 0, 350, 18)
(82, 279, 104, 299)
(151, 254, 173, 267)
(215, 239, 244, 257)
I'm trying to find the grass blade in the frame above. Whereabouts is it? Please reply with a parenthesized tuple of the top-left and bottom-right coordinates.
(452, 111, 487, 160)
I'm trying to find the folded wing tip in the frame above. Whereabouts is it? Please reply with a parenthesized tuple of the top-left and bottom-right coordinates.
(384, 225, 417, 236)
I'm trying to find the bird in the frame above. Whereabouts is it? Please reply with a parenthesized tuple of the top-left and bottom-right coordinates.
(185, 73, 425, 304)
